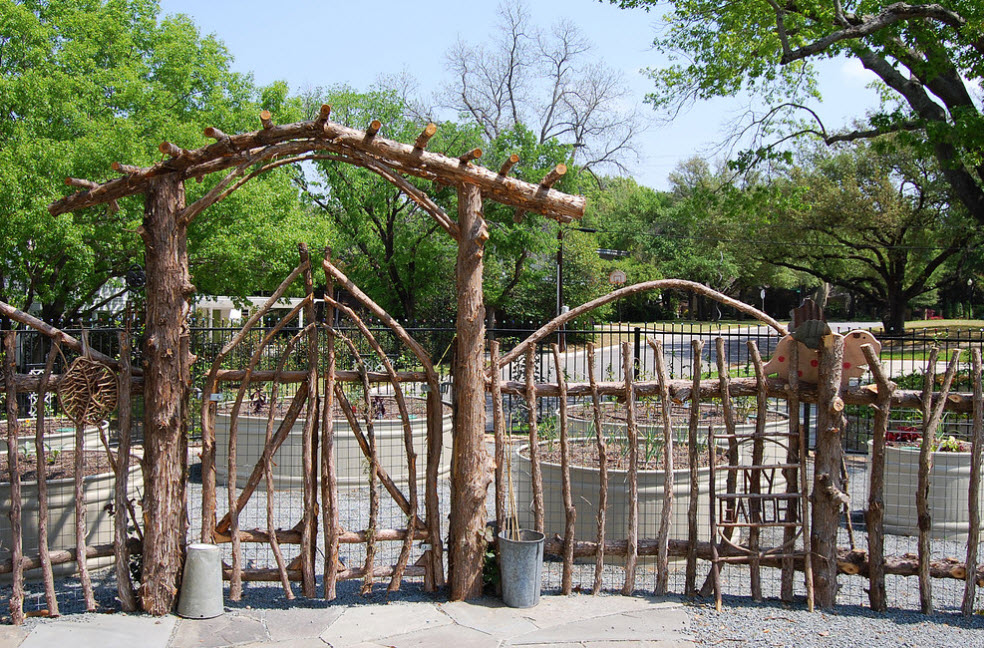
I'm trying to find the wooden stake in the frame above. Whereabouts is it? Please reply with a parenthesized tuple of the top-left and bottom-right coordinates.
(365, 120, 382, 138)
(459, 148, 482, 164)
(861, 343, 894, 612)
(648, 339, 674, 595)
(621, 341, 639, 595)
(587, 344, 608, 594)
(203, 126, 229, 141)
(964, 348, 983, 616)
(552, 344, 575, 594)
(158, 141, 186, 158)
(792, 343, 814, 611)
(685, 340, 704, 597)
(499, 154, 519, 176)
(260, 110, 274, 130)
(299, 244, 320, 598)
(264, 343, 294, 599)
(780, 341, 800, 603)
(414, 123, 437, 149)
(3, 332, 24, 624)
(65, 177, 100, 190)
(540, 164, 567, 189)
(315, 104, 332, 125)
(322, 253, 339, 601)
(917, 348, 962, 614)
(111, 161, 140, 174)
(491, 342, 507, 544)
(357, 360, 379, 596)
(114, 332, 138, 611)
(747, 342, 767, 601)
(525, 345, 544, 532)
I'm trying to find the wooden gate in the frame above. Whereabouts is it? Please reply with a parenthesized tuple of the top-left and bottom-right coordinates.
(199, 245, 446, 600)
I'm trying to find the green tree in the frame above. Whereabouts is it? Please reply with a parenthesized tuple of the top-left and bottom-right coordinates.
(609, 0, 984, 225)
(0, 0, 320, 327)
(748, 140, 978, 333)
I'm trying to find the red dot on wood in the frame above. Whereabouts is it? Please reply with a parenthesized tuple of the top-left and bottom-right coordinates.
(843, 362, 852, 369)
(797, 370, 803, 377)
(810, 359, 819, 367)
(778, 356, 785, 363)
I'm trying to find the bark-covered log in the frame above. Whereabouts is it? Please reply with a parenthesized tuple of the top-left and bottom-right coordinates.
(4, 332, 24, 624)
(964, 348, 983, 616)
(552, 345, 575, 594)
(622, 342, 639, 595)
(862, 344, 895, 612)
(525, 346, 543, 533)
(138, 175, 192, 615)
(812, 334, 846, 608)
(448, 183, 492, 601)
(685, 340, 703, 598)
(587, 345, 608, 595)
(649, 340, 673, 596)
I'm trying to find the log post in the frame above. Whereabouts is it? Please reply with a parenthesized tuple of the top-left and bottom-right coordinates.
(964, 348, 983, 616)
(115, 330, 138, 611)
(3, 332, 24, 625)
(861, 344, 894, 612)
(448, 182, 492, 600)
(812, 333, 846, 608)
(138, 174, 192, 615)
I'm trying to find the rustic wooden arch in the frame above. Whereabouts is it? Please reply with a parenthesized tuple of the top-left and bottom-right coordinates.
(48, 106, 585, 612)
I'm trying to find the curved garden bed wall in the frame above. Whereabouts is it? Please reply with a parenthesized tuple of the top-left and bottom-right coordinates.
(875, 442, 984, 541)
(0, 419, 104, 455)
(214, 399, 453, 489)
(0, 463, 142, 578)
(512, 439, 727, 550)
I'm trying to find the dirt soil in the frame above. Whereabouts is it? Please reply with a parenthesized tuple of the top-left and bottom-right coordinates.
(0, 450, 114, 483)
(534, 440, 724, 471)
(224, 394, 449, 419)
(0, 418, 84, 435)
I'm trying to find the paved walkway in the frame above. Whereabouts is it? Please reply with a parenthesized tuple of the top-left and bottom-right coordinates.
(0, 595, 693, 648)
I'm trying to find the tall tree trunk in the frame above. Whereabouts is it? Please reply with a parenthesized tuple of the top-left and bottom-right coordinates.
(884, 288, 907, 334)
(139, 175, 193, 615)
(448, 184, 492, 600)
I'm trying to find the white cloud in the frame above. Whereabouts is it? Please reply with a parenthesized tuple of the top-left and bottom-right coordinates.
(841, 59, 879, 86)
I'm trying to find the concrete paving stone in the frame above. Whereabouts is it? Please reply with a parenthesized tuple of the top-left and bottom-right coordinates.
(21, 614, 177, 648)
(382, 624, 498, 648)
(439, 598, 540, 638)
(582, 641, 694, 648)
(319, 603, 451, 647)
(236, 637, 330, 648)
(259, 608, 345, 642)
(510, 608, 689, 645)
(169, 612, 268, 648)
(0, 625, 27, 648)
(514, 594, 677, 630)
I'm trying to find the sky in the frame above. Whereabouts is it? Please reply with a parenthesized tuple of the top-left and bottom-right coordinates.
(156, 0, 884, 190)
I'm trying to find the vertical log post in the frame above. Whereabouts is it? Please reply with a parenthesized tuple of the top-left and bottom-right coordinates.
(115, 331, 138, 611)
(491, 341, 507, 540)
(780, 340, 800, 603)
(552, 344, 575, 594)
(299, 244, 320, 597)
(685, 340, 704, 597)
(917, 349, 962, 614)
(448, 182, 492, 600)
(587, 344, 608, 594)
(322, 256, 340, 600)
(74, 419, 95, 611)
(621, 341, 639, 595)
(649, 340, 673, 596)
(964, 348, 983, 616)
(747, 342, 768, 602)
(861, 344, 894, 612)
(3, 331, 24, 625)
(35, 341, 61, 616)
(812, 333, 846, 609)
(139, 174, 193, 615)
(524, 346, 543, 532)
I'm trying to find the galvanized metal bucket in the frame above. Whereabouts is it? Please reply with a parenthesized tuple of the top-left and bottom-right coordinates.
(498, 529, 544, 608)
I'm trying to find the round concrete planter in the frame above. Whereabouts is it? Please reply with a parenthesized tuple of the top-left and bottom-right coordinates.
(512, 438, 727, 551)
(0, 463, 142, 578)
(873, 441, 984, 541)
(214, 399, 453, 489)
